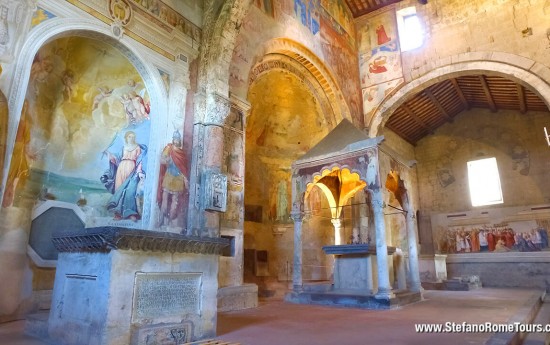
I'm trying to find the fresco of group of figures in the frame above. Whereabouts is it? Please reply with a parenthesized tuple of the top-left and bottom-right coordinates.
(2, 36, 153, 227)
(437, 223, 550, 254)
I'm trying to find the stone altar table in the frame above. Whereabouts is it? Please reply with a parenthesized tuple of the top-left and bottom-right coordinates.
(286, 243, 422, 309)
(323, 244, 395, 295)
(47, 227, 229, 345)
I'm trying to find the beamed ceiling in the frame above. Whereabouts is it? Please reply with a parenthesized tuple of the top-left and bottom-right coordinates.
(338, 2, 549, 145)
(343, 0, 404, 18)
(384, 75, 550, 145)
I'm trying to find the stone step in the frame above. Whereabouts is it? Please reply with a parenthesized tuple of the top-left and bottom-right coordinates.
(522, 299, 550, 345)
(24, 311, 49, 340)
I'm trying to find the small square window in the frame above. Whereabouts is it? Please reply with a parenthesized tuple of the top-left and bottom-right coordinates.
(397, 7, 424, 52)
(467, 157, 504, 207)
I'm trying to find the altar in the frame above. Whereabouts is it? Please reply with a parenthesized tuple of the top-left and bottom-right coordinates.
(285, 119, 422, 309)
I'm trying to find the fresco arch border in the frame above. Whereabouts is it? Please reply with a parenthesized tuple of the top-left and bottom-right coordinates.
(252, 38, 352, 126)
(2, 17, 169, 227)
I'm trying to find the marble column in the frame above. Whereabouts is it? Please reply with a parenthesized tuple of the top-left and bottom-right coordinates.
(371, 190, 394, 299)
(291, 212, 303, 292)
(331, 218, 342, 245)
(187, 92, 230, 237)
(405, 203, 422, 292)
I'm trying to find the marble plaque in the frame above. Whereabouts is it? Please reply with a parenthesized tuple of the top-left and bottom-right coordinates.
(132, 273, 202, 322)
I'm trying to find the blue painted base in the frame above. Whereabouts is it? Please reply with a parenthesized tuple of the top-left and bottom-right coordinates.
(284, 289, 421, 310)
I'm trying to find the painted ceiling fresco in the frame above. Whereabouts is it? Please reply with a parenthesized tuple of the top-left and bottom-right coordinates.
(4, 36, 151, 226)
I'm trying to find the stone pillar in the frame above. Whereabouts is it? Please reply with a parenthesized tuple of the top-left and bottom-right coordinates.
(331, 218, 342, 245)
(291, 212, 303, 291)
(394, 248, 407, 290)
(371, 191, 394, 299)
(405, 205, 422, 292)
(187, 92, 230, 237)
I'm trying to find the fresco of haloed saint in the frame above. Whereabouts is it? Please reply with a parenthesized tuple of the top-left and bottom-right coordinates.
(6, 36, 151, 226)
(358, 10, 403, 89)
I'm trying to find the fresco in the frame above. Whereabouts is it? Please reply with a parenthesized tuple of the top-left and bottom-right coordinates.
(254, 0, 274, 17)
(32, 7, 56, 28)
(128, 0, 201, 41)
(221, 108, 245, 228)
(320, 0, 354, 38)
(156, 129, 189, 229)
(293, 0, 320, 35)
(319, 6, 362, 123)
(4, 36, 152, 227)
(362, 77, 403, 118)
(435, 222, 550, 254)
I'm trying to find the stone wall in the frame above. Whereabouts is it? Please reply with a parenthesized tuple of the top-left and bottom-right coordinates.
(415, 108, 550, 254)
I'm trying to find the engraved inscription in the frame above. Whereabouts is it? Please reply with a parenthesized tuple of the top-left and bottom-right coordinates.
(133, 273, 201, 321)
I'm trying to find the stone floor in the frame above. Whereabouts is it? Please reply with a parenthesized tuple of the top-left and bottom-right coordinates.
(0, 288, 542, 345)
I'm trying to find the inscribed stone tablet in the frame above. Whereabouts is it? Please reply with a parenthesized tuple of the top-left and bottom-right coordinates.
(132, 273, 202, 322)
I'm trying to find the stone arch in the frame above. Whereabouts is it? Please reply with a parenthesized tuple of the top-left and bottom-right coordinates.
(368, 55, 550, 137)
(1, 17, 168, 226)
(250, 38, 352, 126)
(197, 0, 252, 98)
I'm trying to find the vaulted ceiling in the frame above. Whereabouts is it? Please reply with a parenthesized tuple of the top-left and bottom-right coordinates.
(384, 75, 550, 145)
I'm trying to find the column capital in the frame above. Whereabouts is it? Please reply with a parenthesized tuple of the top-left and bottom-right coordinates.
(330, 218, 342, 227)
(194, 91, 231, 126)
(290, 212, 303, 222)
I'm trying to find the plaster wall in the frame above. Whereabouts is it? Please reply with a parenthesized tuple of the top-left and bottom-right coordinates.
(415, 108, 550, 254)
(0, 0, 199, 321)
(230, 1, 362, 125)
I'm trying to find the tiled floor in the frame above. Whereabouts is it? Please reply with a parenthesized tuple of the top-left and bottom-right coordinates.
(0, 288, 541, 345)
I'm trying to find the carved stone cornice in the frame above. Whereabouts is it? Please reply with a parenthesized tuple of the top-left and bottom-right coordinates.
(51, 227, 230, 255)
(195, 91, 231, 125)
(229, 92, 251, 114)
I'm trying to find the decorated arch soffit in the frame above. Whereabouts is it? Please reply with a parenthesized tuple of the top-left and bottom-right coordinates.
(304, 166, 366, 219)
(367, 56, 550, 137)
(248, 38, 352, 128)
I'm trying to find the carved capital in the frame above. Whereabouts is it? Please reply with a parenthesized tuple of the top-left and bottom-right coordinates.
(290, 212, 303, 223)
(206, 92, 231, 125)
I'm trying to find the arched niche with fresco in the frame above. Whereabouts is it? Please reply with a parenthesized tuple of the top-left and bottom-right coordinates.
(2, 35, 154, 229)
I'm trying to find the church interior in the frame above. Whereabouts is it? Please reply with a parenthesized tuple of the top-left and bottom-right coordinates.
(1, 0, 550, 344)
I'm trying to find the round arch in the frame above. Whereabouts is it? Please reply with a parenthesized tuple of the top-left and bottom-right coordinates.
(368, 57, 550, 137)
(2, 17, 169, 227)
(250, 38, 352, 126)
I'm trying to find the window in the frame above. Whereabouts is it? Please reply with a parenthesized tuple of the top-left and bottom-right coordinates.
(397, 7, 424, 52)
(467, 157, 504, 207)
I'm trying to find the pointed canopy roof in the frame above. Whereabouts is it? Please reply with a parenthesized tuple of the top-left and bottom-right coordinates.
(294, 119, 383, 165)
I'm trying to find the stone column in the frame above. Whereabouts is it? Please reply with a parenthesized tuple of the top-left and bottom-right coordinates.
(331, 218, 342, 245)
(187, 92, 230, 237)
(291, 212, 303, 292)
(405, 204, 422, 292)
(371, 190, 394, 299)
(394, 248, 407, 290)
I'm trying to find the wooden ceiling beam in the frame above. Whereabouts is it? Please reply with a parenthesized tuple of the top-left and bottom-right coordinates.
(450, 78, 470, 110)
(478, 75, 497, 112)
(517, 84, 527, 114)
(425, 89, 453, 123)
(402, 103, 434, 135)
